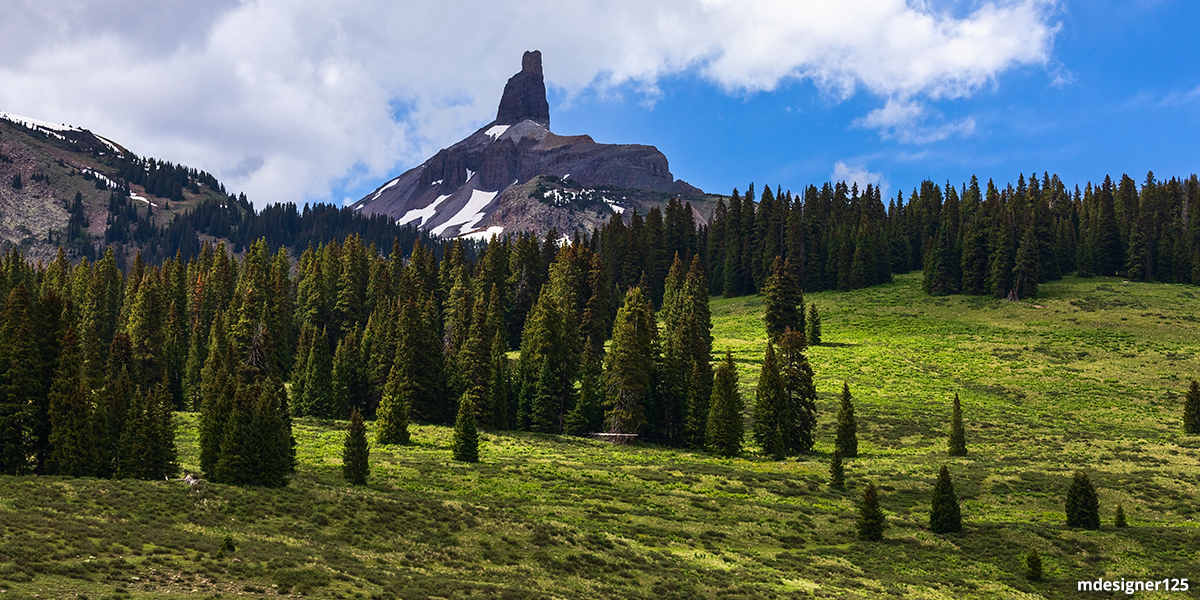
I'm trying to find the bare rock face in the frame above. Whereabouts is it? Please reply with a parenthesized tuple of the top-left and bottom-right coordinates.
(496, 50, 550, 128)
(352, 51, 705, 238)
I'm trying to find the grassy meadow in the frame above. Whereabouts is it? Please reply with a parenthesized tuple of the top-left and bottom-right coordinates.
(2, 272, 1199, 599)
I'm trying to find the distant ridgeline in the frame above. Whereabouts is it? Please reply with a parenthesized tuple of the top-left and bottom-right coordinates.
(0, 113, 440, 268)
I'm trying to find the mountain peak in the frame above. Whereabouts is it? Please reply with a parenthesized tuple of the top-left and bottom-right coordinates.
(496, 50, 550, 128)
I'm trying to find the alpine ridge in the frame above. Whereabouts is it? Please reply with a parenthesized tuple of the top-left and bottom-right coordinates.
(351, 51, 708, 239)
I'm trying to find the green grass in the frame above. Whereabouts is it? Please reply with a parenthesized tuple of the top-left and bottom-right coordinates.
(3, 272, 1200, 598)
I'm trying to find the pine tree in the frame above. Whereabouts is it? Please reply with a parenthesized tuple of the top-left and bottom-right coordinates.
(374, 365, 411, 445)
(1024, 549, 1043, 582)
(1114, 504, 1127, 528)
(829, 449, 845, 490)
(706, 352, 744, 457)
(805, 303, 821, 346)
(948, 393, 967, 456)
(298, 327, 335, 418)
(116, 379, 177, 480)
(0, 299, 37, 475)
(778, 329, 816, 454)
(835, 381, 858, 458)
(47, 329, 98, 477)
(452, 391, 480, 463)
(1012, 223, 1040, 300)
(1184, 378, 1200, 435)
(753, 343, 786, 459)
(564, 353, 603, 435)
(1065, 471, 1100, 529)
(929, 465, 962, 533)
(856, 482, 887, 541)
(604, 287, 655, 435)
(763, 257, 802, 340)
(342, 407, 369, 485)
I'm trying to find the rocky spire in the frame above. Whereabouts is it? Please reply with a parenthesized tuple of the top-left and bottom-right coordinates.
(495, 50, 550, 128)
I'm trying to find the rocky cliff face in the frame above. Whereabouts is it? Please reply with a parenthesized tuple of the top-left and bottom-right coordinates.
(351, 51, 705, 238)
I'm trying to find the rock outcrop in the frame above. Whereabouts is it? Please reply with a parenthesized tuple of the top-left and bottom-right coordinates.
(495, 50, 550, 128)
(351, 51, 705, 238)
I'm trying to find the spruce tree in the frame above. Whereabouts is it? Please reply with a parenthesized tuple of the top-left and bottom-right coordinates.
(116, 380, 177, 480)
(253, 376, 295, 487)
(856, 482, 887, 541)
(835, 381, 858, 458)
(829, 449, 845, 490)
(374, 365, 411, 445)
(564, 353, 603, 435)
(1024, 549, 1043, 582)
(1065, 471, 1100, 529)
(1114, 504, 1127, 528)
(1012, 223, 1039, 300)
(299, 327, 335, 418)
(805, 303, 821, 346)
(706, 352, 744, 458)
(763, 256, 802, 340)
(604, 287, 654, 435)
(753, 343, 786, 459)
(452, 391, 480, 463)
(47, 331, 99, 478)
(342, 407, 369, 485)
(1184, 378, 1200, 435)
(948, 393, 967, 456)
(778, 329, 816, 453)
(929, 465, 962, 533)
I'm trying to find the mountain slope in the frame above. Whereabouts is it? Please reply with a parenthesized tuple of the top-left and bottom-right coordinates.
(0, 111, 228, 263)
(352, 51, 716, 238)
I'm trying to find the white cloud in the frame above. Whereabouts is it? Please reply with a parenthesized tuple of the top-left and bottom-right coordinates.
(832, 161, 888, 197)
(855, 98, 977, 143)
(0, 0, 1057, 207)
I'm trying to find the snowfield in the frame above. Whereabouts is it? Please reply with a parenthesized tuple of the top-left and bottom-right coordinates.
(397, 194, 451, 227)
(431, 189, 499, 237)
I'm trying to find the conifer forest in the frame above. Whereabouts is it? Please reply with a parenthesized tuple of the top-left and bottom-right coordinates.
(2, 170, 1200, 598)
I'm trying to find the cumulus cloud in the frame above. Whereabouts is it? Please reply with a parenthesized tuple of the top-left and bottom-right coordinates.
(832, 161, 888, 197)
(0, 0, 1057, 207)
(855, 98, 977, 143)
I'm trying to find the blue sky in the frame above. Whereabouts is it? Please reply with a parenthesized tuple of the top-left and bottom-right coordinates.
(1, 1, 1196, 208)
(544, 1, 1200, 201)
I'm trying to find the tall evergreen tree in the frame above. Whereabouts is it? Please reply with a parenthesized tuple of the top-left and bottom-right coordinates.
(929, 465, 962, 533)
(375, 365, 411, 445)
(835, 381, 858, 458)
(0, 285, 38, 475)
(116, 379, 177, 480)
(948, 393, 967, 456)
(1065, 471, 1100, 529)
(604, 287, 655, 435)
(1184, 379, 1200, 435)
(706, 352, 744, 457)
(763, 257, 803, 340)
(47, 329, 98, 477)
(778, 329, 817, 454)
(342, 407, 369, 485)
(805, 303, 822, 346)
(298, 327, 336, 418)
(753, 343, 786, 459)
(452, 391, 480, 463)
(856, 482, 887, 541)
(1012, 223, 1040, 299)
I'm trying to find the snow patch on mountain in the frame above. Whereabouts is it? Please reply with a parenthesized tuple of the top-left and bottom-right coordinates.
(485, 124, 510, 139)
(431, 189, 499, 236)
(397, 194, 451, 227)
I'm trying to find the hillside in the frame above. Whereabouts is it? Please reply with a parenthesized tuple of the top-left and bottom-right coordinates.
(2, 272, 1198, 599)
